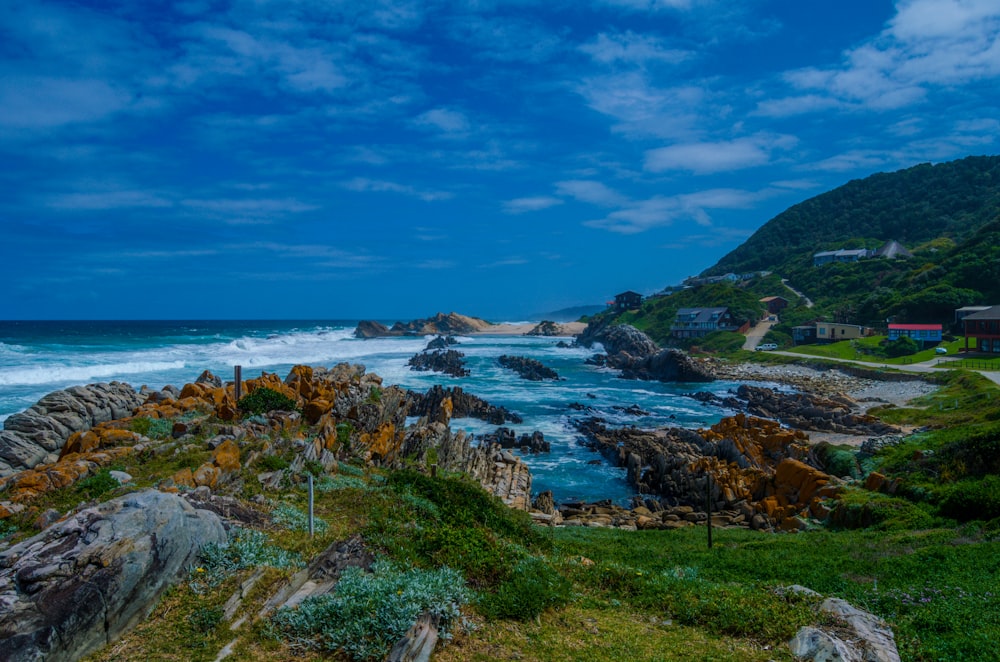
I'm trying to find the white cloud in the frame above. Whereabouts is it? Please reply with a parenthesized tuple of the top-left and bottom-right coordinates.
(576, 72, 705, 138)
(555, 181, 630, 207)
(445, 15, 564, 63)
(503, 196, 564, 214)
(341, 177, 453, 202)
(580, 31, 691, 65)
(47, 190, 172, 210)
(413, 108, 471, 136)
(767, 0, 1000, 115)
(644, 134, 796, 174)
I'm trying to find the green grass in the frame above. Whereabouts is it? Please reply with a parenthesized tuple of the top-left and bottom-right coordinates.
(784, 336, 966, 364)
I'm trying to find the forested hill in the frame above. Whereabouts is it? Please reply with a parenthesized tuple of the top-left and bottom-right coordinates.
(705, 155, 1000, 277)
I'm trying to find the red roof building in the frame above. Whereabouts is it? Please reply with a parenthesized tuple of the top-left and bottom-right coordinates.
(888, 324, 942, 347)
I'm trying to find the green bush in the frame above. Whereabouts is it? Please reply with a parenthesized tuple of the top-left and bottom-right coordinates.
(939, 476, 1000, 522)
(129, 417, 174, 439)
(237, 387, 299, 416)
(418, 525, 518, 588)
(830, 491, 938, 530)
(187, 606, 223, 634)
(191, 527, 302, 593)
(270, 559, 470, 661)
(271, 503, 328, 534)
(477, 556, 571, 621)
(885, 336, 920, 357)
(76, 469, 120, 499)
(257, 455, 290, 472)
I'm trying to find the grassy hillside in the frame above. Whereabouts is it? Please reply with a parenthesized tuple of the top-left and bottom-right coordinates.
(698, 156, 1000, 326)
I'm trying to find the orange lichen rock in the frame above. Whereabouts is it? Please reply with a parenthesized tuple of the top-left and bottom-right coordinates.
(358, 423, 399, 462)
(774, 458, 831, 505)
(172, 467, 195, 488)
(0, 448, 133, 503)
(701, 413, 809, 471)
(212, 440, 241, 474)
(62, 427, 139, 458)
(864, 471, 887, 492)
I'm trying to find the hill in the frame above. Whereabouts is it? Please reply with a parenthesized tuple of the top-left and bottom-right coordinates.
(698, 155, 1000, 326)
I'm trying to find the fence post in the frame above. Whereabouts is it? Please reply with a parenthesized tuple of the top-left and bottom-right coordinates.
(308, 473, 315, 537)
(706, 473, 713, 550)
(234, 365, 242, 403)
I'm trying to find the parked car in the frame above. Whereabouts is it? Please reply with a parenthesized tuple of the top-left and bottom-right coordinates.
(756, 343, 778, 351)
(935, 347, 948, 354)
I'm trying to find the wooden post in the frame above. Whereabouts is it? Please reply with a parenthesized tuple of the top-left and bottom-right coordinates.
(706, 472, 713, 549)
(431, 463, 438, 478)
(234, 365, 242, 403)
(308, 473, 315, 537)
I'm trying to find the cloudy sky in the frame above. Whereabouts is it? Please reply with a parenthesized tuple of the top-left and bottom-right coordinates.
(2, 0, 999, 320)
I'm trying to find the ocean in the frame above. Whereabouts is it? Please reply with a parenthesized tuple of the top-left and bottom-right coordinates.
(0, 320, 745, 504)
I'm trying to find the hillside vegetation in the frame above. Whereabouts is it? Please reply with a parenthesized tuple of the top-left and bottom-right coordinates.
(703, 155, 1000, 326)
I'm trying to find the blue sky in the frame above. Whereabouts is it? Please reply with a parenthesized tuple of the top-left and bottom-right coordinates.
(2, 0, 999, 321)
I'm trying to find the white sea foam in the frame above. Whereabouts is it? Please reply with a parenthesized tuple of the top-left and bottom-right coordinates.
(0, 360, 188, 386)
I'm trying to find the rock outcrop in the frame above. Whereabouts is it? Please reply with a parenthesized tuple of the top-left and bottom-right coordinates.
(573, 413, 838, 530)
(525, 321, 562, 336)
(0, 490, 226, 662)
(736, 385, 899, 436)
(577, 323, 659, 358)
(0, 382, 144, 477)
(407, 386, 523, 424)
(479, 427, 550, 453)
(497, 355, 561, 381)
(407, 350, 470, 377)
(354, 312, 492, 338)
(610, 348, 715, 383)
(790, 596, 901, 662)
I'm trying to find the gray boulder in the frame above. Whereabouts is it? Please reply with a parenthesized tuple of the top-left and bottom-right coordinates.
(0, 382, 144, 477)
(0, 490, 226, 662)
(789, 596, 900, 662)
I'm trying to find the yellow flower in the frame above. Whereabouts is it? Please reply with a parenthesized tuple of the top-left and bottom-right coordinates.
(196, 567, 205, 573)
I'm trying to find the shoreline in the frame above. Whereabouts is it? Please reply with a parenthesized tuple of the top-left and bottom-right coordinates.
(473, 321, 586, 336)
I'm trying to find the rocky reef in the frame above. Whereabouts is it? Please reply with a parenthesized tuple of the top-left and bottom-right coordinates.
(406, 349, 470, 377)
(407, 385, 523, 424)
(497, 355, 561, 381)
(354, 312, 492, 338)
(578, 322, 714, 383)
(573, 413, 839, 532)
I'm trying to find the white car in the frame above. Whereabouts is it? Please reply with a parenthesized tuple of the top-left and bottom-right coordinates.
(935, 347, 948, 354)
(756, 343, 778, 351)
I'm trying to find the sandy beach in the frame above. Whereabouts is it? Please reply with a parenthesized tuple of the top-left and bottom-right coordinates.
(474, 321, 587, 336)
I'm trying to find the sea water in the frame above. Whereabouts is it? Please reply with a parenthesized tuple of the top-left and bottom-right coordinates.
(0, 320, 745, 504)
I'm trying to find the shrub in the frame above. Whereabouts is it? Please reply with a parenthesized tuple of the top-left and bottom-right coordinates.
(129, 416, 174, 439)
(76, 469, 120, 499)
(477, 556, 571, 621)
(270, 559, 470, 661)
(316, 474, 370, 491)
(885, 336, 920, 357)
(191, 527, 302, 593)
(939, 476, 1000, 522)
(271, 503, 328, 534)
(237, 387, 298, 416)
(257, 455, 290, 472)
(188, 606, 223, 634)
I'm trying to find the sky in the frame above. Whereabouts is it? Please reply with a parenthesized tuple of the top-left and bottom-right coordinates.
(2, 0, 999, 321)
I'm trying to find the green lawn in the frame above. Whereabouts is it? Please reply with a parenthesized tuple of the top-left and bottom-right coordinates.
(785, 336, 966, 365)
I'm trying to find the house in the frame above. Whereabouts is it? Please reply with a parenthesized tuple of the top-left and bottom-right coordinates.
(955, 306, 992, 325)
(792, 325, 817, 345)
(613, 290, 643, 312)
(875, 240, 912, 260)
(813, 248, 873, 267)
(888, 323, 942, 348)
(961, 305, 1000, 353)
(670, 307, 739, 339)
(815, 322, 869, 343)
(759, 296, 789, 316)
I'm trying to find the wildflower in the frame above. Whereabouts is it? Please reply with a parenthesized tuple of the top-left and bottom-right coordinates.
(196, 567, 205, 573)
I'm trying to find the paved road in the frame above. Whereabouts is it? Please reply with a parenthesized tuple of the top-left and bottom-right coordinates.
(742, 320, 776, 350)
(765, 350, 1000, 386)
(780, 278, 813, 308)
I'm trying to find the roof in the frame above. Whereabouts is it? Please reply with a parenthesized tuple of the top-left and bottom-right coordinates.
(615, 290, 642, 298)
(876, 240, 913, 259)
(956, 306, 992, 312)
(814, 248, 869, 258)
(889, 324, 942, 331)
(674, 307, 730, 323)
(759, 296, 788, 303)
(963, 305, 1000, 321)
